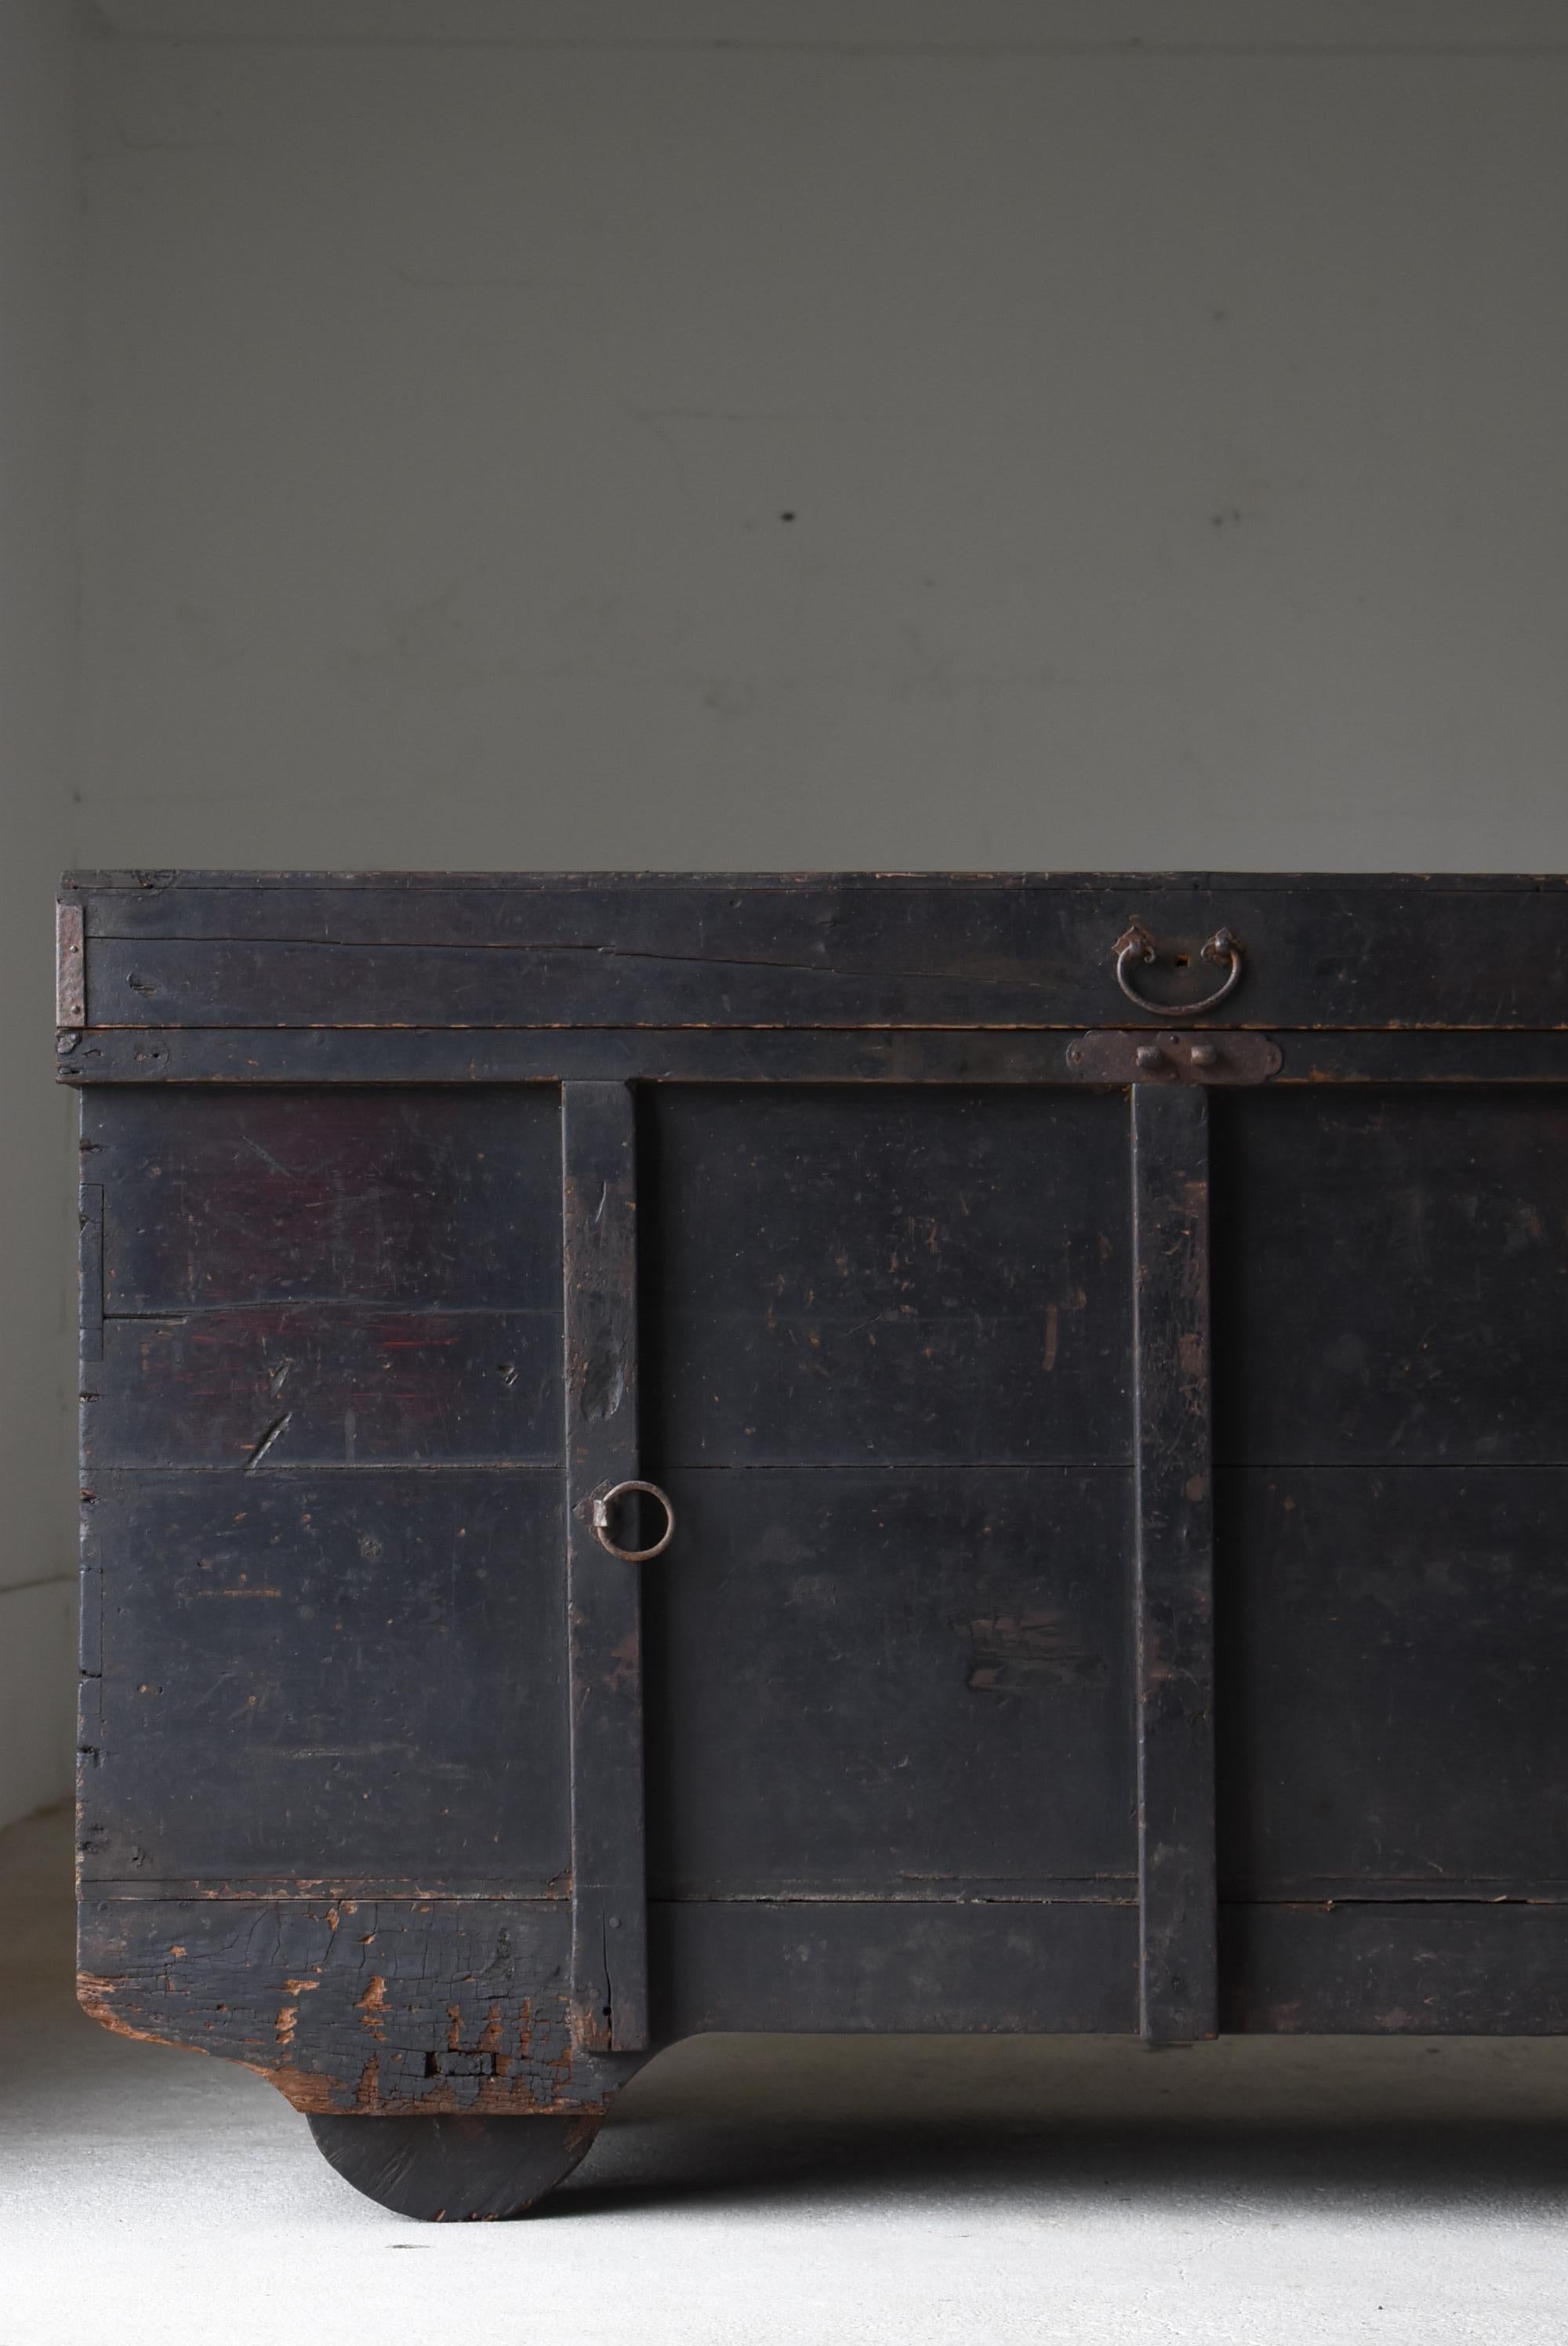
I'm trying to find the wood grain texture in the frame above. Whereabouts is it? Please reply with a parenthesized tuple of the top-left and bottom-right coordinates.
(84, 1088, 562, 1469)
(79, 1469, 569, 1888)
(640, 1085, 1131, 1468)
(1213, 1088, 1568, 1465)
(78, 1895, 640, 2113)
(1220, 1902, 1568, 2034)
(643, 1464, 1131, 1905)
(1215, 1467, 1568, 1898)
(56, 1025, 1568, 1089)
(650, 1899, 1138, 2035)
(85, 1309, 557, 1470)
(307, 2112, 601, 2221)
(1131, 1084, 1216, 2043)
(62, 873, 1568, 1031)
(78, 1182, 103, 1364)
(87, 1088, 561, 1312)
(642, 1466, 1134, 1901)
(562, 1083, 648, 2054)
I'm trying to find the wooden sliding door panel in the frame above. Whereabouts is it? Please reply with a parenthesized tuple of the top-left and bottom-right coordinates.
(643, 1465, 1135, 1899)
(1213, 1090, 1568, 1467)
(1213, 1086, 1568, 1935)
(1216, 1465, 1568, 1898)
(639, 1082, 1143, 1933)
(640, 1085, 1131, 1468)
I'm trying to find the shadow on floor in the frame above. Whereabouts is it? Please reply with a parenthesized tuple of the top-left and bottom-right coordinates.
(552, 2112, 1568, 2221)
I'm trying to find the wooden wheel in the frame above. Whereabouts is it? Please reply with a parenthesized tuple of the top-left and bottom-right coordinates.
(307, 2112, 601, 2221)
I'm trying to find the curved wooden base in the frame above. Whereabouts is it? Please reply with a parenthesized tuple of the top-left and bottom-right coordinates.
(307, 2112, 601, 2221)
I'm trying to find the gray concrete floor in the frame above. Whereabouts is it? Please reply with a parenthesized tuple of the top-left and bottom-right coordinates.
(5, 1806, 1568, 2343)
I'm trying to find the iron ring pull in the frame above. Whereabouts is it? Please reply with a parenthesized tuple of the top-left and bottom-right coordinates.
(1114, 924, 1243, 1019)
(591, 1478, 675, 1563)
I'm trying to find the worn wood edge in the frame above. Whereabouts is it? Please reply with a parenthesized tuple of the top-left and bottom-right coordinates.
(58, 870, 1568, 895)
(74, 1898, 644, 2116)
(1131, 1084, 1218, 2044)
(562, 1081, 649, 2054)
(1219, 1901, 1568, 2034)
(648, 1900, 1140, 2035)
(57, 1029, 1568, 1090)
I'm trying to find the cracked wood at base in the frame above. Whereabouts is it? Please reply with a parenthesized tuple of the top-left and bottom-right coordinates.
(76, 1898, 637, 2115)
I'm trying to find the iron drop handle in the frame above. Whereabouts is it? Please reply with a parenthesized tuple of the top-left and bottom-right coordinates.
(1114, 923, 1243, 1019)
(591, 1479, 675, 1563)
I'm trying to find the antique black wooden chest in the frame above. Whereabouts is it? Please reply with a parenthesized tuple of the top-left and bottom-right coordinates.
(57, 872, 1568, 2218)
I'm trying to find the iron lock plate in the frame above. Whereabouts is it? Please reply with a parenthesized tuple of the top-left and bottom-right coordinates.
(1066, 1029, 1283, 1084)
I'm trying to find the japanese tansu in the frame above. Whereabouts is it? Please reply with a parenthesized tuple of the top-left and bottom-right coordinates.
(57, 872, 1568, 2219)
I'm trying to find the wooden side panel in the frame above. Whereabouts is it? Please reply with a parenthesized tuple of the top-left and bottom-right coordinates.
(1215, 1468, 1568, 1898)
(641, 1086, 1131, 1468)
(80, 1470, 568, 1887)
(642, 1466, 1135, 1900)
(82, 1089, 569, 1902)
(1214, 1086, 1568, 2032)
(1214, 1089, 1568, 1465)
(82, 1088, 562, 1473)
(562, 1083, 648, 2054)
(86, 1310, 557, 1469)
(90, 1084, 556, 1313)
(78, 1180, 103, 1364)
(91, 1088, 560, 1313)
(1131, 1084, 1216, 2043)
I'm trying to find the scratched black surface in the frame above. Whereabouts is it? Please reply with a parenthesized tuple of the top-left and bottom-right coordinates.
(641, 1465, 1135, 1899)
(87, 1087, 561, 1313)
(1215, 1466, 1568, 1898)
(84, 1088, 563, 1470)
(66, 873, 1568, 1030)
(639, 1085, 1131, 1467)
(81, 1469, 569, 1886)
(1211, 1088, 1568, 1465)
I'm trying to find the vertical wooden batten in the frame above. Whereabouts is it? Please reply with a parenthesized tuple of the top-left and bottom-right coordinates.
(1131, 1082, 1218, 2043)
(561, 1081, 649, 2052)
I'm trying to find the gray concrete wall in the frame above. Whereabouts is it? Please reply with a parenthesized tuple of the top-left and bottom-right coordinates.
(9, 0, 1568, 1810)
(77, 1, 1568, 872)
(0, 0, 80, 1828)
